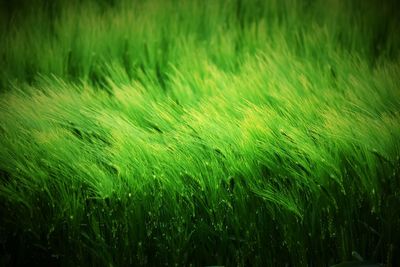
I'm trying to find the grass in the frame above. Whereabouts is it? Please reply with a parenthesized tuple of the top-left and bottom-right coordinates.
(0, 0, 400, 266)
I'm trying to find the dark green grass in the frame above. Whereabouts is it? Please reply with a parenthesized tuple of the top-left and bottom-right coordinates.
(1, 0, 400, 266)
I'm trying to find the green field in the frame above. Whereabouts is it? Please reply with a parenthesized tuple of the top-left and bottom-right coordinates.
(1, 0, 399, 266)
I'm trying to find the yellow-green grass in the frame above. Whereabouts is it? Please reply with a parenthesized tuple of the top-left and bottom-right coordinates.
(0, 0, 399, 266)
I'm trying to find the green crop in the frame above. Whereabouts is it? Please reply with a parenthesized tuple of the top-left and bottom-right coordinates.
(0, 0, 399, 266)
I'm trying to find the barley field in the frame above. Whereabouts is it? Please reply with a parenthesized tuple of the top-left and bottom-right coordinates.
(0, 0, 399, 266)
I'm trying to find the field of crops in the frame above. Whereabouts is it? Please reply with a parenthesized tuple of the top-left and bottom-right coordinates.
(1, 0, 399, 266)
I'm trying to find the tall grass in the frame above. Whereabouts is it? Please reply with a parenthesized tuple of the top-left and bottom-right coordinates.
(0, 0, 399, 266)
